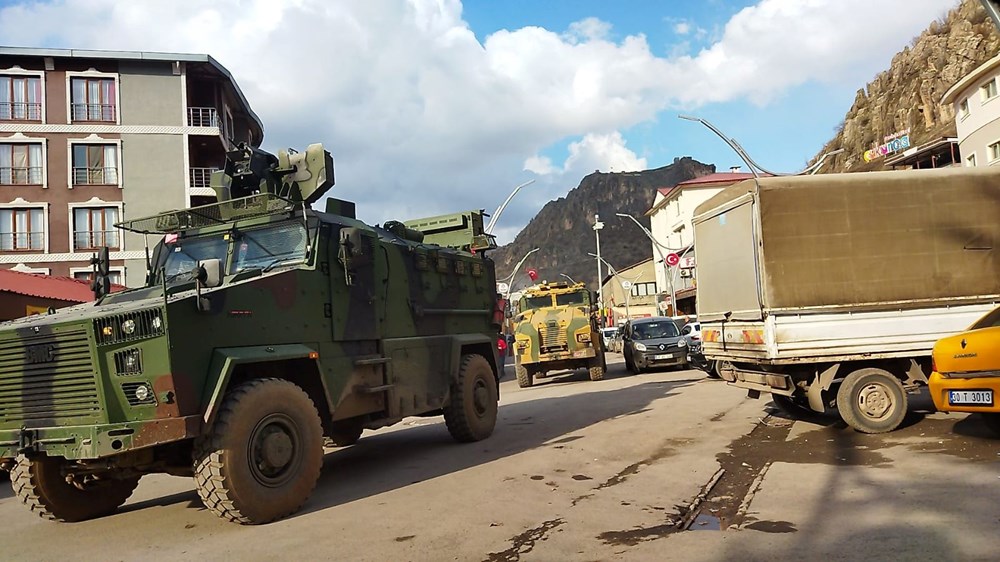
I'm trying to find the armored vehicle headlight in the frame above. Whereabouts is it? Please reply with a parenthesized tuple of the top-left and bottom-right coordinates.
(125, 353, 139, 370)
(121, 319, 136, 335)
(151, 316, 163, 331)
(134, 384, 150, 402)
(678, 340, 687, 347)
(634, 342, 647, 352)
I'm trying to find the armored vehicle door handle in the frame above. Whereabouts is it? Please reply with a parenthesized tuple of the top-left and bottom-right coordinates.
(354, 356, 391, 366)
(355, 384, 394, 394)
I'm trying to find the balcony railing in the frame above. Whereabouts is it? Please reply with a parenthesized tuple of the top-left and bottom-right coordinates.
(187, 107, 219, 128)
(0, 102, 42, 121)
(72, 167, 119, 186)
(71, 103, 116, 122)
(0, 167, 43, 185)
(190, 167, 219, 188)
(0, 232, 44, 251)
(74, 230, 119, 251)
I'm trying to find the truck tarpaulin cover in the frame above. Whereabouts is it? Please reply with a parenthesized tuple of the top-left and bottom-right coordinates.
(695, 167, 1000, 315)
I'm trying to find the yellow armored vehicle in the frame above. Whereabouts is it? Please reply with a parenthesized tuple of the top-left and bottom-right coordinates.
(511, 281, 606, 387)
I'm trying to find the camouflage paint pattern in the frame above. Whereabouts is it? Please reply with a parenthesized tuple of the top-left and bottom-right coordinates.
(512, 281, 602, 372)
(0, 144, 501, 465)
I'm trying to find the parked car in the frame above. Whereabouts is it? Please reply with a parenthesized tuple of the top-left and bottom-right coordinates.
(600, 327, 619, 350)
(928, 305, 1000, 434)
(679, 321, 702, 347)
(622, 316, 688, 373)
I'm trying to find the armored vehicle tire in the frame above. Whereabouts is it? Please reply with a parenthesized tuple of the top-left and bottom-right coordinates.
(444, 354, 499, 442)
(515, 363, 534, 388)
(325, 419, 365, 447)
(10, 455, 140, 522)
(193, 378, 324, 524)
(589, 354, 606, 381)
(836, 368, 907, 434)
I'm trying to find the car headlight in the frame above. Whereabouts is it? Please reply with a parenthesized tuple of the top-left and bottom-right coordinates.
(634, 342, 647, 352)
(678, 340, 687, 347)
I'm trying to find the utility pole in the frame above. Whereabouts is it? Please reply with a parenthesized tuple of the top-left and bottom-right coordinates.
(593, 214, 605, 327)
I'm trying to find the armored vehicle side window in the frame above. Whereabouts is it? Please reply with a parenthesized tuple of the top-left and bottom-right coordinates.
(231, 222, 308, 273)
(632, 321, 679, 340)
(162, 236, 229, 283)
(555, 292, 588, 307)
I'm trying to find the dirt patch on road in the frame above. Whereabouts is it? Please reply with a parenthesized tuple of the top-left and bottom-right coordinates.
(486, 519, 564, 562)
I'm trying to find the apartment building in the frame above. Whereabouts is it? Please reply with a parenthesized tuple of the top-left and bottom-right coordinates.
(0, 46, 263, 286)
(942, 52, 1000, 168)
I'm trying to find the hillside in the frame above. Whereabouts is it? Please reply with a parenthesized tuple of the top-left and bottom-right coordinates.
(813, 0, 1000, 172)
(492, 157, 714, 292)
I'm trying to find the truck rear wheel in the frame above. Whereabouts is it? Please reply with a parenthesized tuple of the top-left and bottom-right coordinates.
(10, 455, 140, 522)
(836, 368, 907, 434)
(981, 413, 1000, 436)
(193, 378, 324, 524)
(515, 362, 534, 388)
(444, 354, 498, 442)
(589, 354, 606, 381)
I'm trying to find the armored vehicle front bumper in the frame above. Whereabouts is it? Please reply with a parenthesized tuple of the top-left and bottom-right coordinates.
(0, 416, 202, 460)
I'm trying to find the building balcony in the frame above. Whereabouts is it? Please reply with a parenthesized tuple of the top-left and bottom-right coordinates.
(0, 166, 42, 185)
(187, 107, 219, 128)
(0, 231, 44, 251)
(190, 167, 219, 188)
(72, 167, 119, 186)
(0, 102, 42, 121)
(74, 230, 120, 251)
(71, 103, 116, 122)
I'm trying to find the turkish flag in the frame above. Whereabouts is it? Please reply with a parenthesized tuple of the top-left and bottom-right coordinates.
(526, 268, 538, 281)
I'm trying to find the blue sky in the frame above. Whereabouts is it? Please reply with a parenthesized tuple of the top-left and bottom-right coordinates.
(0, 0, 960, 242)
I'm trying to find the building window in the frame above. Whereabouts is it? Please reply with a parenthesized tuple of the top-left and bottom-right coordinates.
(0, 75, 42, 121)
(73, 206, 119, 250)
(73, 268, 122, 285)
(72, 144, 118, 185)
(0, 143, 43, 185)
(991, 142, 1000, 162)
(981, 79, 998, 102)
(967, 152, 977, 167)
(70, 77, 116, 122)
(631, 282, 657, 297)
(0, 207, 44, 250)
(959, 98, 970, 119)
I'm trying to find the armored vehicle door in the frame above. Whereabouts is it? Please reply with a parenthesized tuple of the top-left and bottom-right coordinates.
(332, 226, 383, 340)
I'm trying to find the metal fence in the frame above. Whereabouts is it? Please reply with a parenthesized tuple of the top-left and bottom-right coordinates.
(187, 107, 219, 128)
(72, 167, 119, 185)
(0, 166, 42, 184)
(0, 102, 42, 120)
(70, 103, 116, 122)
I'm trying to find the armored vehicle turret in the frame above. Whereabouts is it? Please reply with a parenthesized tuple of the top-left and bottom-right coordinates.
(0, 143, 503, 524)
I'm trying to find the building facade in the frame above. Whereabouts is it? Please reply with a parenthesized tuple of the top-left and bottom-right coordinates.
(599, 257, 658, 326)
(942, 52, 1000, 168)
(0, 47, 263, 286)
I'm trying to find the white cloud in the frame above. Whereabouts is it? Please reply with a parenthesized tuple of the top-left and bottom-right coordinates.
(0, 0, 958, 242)
(674, 22, 691, 35)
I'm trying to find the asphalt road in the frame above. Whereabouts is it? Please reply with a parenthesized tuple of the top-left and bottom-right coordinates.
(2, 354, 999, 561)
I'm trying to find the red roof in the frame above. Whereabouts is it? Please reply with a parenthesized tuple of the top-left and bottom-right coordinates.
(0, 269, 123, 303)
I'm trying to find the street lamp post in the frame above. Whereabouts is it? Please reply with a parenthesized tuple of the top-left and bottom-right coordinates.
(588, 253, 631, 322)
(615, 213, 675, 316)
(485, 180, 536, 235)
(559, 273, 577, 284)
(593, 214, 605, 326)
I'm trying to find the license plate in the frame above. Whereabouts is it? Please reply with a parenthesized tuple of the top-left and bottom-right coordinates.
(949, 390, 993, 406)
(653, 354, 671, 360)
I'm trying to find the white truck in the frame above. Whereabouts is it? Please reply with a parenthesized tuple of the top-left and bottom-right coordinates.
(693, 166, 1000, 433)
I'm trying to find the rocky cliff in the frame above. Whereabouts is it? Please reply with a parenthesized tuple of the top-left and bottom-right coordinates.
(813, 0, 1000, 172)
(492, 158, 715, 293)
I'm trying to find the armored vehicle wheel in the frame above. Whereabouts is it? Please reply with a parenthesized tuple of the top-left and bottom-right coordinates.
(193, 378, 323, 524)
(836, 368, 907, 434)
(10, 455, 140, 522)
(589, 354, 606, 381)
(515, 363, 534, 388)
(325, 419, 365, 447)
(444, 354, 498, 442)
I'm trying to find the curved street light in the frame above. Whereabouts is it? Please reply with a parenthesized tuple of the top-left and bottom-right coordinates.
(615, 213, 676, 316)
(499, 247, 540, 302)
(588, 253, 635, 322)
(486, 180, 536, 235)
(559, 273, 577, 284)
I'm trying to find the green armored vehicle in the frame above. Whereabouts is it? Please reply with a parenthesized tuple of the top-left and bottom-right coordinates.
(511, 281, 606, 387)
(0, 143, 503, 524)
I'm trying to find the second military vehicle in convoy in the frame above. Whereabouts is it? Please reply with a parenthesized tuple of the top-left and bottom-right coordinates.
(0, 142, 504, 524)
(511, 281, 606, 387)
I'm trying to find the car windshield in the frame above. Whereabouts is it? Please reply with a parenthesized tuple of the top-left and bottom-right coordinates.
(521, 295, 553, 311)
(555, 291, 588, 306)
(632, 321, 679, 340)
(971, 307, 1000, 330)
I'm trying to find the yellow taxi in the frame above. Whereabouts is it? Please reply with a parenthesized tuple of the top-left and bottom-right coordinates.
(929, 306, 1000, 434)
